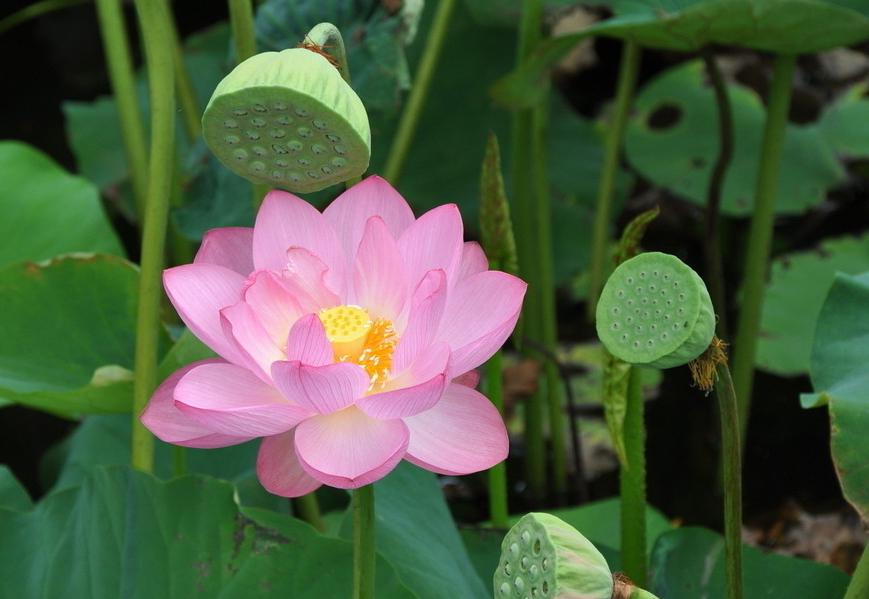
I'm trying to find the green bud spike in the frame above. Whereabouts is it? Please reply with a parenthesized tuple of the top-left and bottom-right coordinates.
(202, 33, 370, 193)
(480, 132, 518, 275)
(494, 513, 614, 599)
(596, 252, 715, 369)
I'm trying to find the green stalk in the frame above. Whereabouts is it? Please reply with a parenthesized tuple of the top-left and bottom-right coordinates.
(306, 22, 353, 84)
(532, 98, 566, 503)
(714, 359, 744, 599)
(172, 445, 187, 477)
(0, 0, 88, 36)
(620, 366, 647, 585)
(162, 0, 201, 141)
(353, 485, 376, 599)
(513, 0, 546, 505)
(95, 0, 149, 221)
(844, 543, 869, 599)
(228, 0, 256, 64)
(294, 493, 326, 533)
(485, 349, 508, 528)
(730, 55, 796, 437)
(131, 0, 176, 473)
(586, 41, 641, 322)
(382, 0, 456, 183)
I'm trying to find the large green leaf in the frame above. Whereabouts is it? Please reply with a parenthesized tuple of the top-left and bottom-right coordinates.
(757, 234, 869, 376)
(649, 527, 850, 598)
(808, 271, 869, 520)
(0, 466, 413, 598)
(0, 254, 159, 415)
(0, 466, 31, 511)
(493, 0, 869, 108)
(624, 60, 843, 216)
(340, 462, 488, 598)
(0, 142, 123, 269)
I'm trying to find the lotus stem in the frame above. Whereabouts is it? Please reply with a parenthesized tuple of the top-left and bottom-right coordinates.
(587, 40, 641, 322)
(294, 492, 326, 533)
(305, 22, 352, 84)
(228, 0, 256, 64)
(131, 0, 176, 473)
(353, 485, 376, 599)
(0, 0, 88, 36)
(383, 0, 456, 184)
(485, 349, 509, 528)
(620, 366, 647, 585)
(172, 444, 187, 476)
(95, 0, 149, 221)
(731, 54, 796, 439)
(163, 0, 201, 141)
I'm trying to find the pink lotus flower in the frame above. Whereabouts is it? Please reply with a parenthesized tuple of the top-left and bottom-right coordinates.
(142, 176, 526, 495)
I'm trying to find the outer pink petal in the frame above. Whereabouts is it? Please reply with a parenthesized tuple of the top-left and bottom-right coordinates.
(271, 361, 369, 414)
(174, 362, 311, 437)
(285, 314, 332, 366)
(194, 227, 254, 276)
(256, 430, 322, 498)
(294, 407, 409, 489)
(353, 216, 408, 321)
(163, 263, 246, 364)
(323, 175, 415, 273)
(392, 269, 447, 372)
(140, 359, 253, 448)
(243, 270, 304, 348)
(253, 189, 345, 292)
(405, 383, 508, 475)
(220, 301, 282, 381)
(398, 204, 464, 290)
(454, 370, 481, 388)
(436, 270, 526, 376)
(281, 247, 342, 312)
(458, 242, 488, 281)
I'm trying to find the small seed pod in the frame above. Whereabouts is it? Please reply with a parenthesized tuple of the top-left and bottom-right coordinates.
(596, 252, 715, 369)
(493, 512, 613, 599)
(202, 46, 370, 192)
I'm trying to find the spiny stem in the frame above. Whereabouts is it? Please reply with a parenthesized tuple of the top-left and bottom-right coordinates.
(620, 366, 647, 585)
(714, 358, 744, 599)
(513, 0, 546, 506)
(95, 0, 149, 222)
(701, 49, 733, 339)
(353, 485, 376, 599)
(294, 493, 326, 533)
(383, 0, 456, 184)
(730, 54, 796, 439)
(485, 349, 509, 528)
(587, 40, 641, 322)
(131, 0, 176, 473)
(844, 543, 869, 599)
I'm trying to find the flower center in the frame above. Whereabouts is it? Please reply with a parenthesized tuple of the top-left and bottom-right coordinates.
(318, 305, 397, 390)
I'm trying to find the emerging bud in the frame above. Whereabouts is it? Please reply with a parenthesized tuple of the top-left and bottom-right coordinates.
(202, 42, 370, 192)
(596, 252, 715, 369)
(494, 512, 613, 599)
(480, 132, 519, 275)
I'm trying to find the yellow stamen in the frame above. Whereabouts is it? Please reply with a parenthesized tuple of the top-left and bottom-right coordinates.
(318, 305, 397, 391)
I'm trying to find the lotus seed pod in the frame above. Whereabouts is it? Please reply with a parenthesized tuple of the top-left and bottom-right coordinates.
(202, 46, 370, 192)
(493, 512, 613, 599)
(596, 252, 715, 369)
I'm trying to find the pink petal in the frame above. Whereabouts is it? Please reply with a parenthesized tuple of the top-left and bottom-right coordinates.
(163, 263, 247, 364)
(454, 370, 481, 388)
(253, 189, 345, 292)
(220, 301, 283, 382)
(294, 407, 409, 489)
(436, 270, 526, 376)
(174, 362, 311, 437)
(242, 270, 305, 348)
(285, 314, 332, 366)
(392, 269, 447, 372)
(323, 175, 416, 274)
(398, 204, 464, 290)
(353, 216, 408, 320)
(194, 227, 254, 276)
(271, 361, 369, 414)
(256, 430, 322, 498)
(140, 359, 253, 448)
(405, 383, 508, 475)
(281, 247, 342, 312)
(458, 242, 488, 280)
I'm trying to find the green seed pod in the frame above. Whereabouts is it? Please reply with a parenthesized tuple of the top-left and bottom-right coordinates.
(202, 45, 370, 192)
(596, 252, 715, 369)
(493, 512, 613, 599)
